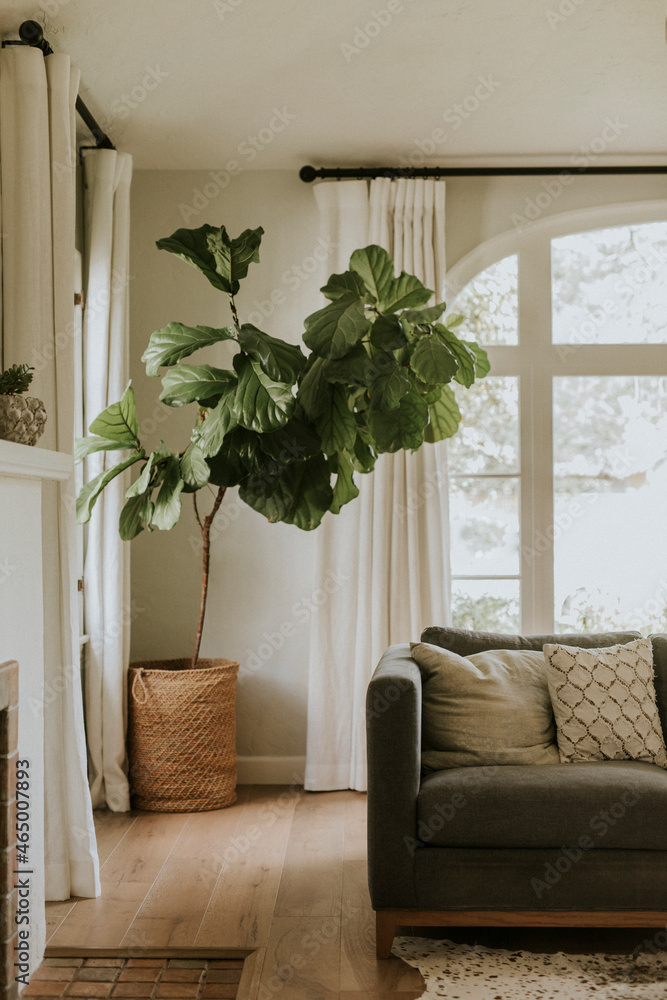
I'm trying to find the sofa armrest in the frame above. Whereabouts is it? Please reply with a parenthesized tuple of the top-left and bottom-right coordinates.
(366, 643, 421, 909)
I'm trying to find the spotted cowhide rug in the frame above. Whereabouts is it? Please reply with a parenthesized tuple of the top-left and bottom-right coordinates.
(393, 936, 667, 999)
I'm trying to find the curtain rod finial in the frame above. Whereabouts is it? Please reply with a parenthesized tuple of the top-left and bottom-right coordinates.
(19, 20, 43, 43)
(19, 20, 52, 54)
(299, 165, 317, 183)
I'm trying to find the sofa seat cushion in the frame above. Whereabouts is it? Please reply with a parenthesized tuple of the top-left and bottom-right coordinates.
(416, 760, 667, 850)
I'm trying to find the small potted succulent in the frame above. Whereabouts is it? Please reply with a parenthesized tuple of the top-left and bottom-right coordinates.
(0, 364, 47, 446)
(76, 222, 489, 813)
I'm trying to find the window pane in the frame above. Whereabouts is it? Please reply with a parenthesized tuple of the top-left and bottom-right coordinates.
(452, 254, 518, 346)
(450, 477, 519, 576)
(448, 377, 519, 474)
(552, 222, 667, 345)
(553, 376, 667, 633)
(452, 579, 520, 632)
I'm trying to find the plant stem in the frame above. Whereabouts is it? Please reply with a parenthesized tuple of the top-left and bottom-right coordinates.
(229, 293, 241, 330)
(191, 486, 226, 669)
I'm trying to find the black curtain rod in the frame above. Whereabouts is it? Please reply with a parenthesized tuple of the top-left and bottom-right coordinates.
(2, 20, 115, 152)
(300, 164, 667, 182)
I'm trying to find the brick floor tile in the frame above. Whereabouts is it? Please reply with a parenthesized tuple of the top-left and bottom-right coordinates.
(160, 970, 202, 983)
(66, 982, 113, 997)
(126, 960, 165, 969)
(155, 983, 199, 998)
(117, 969, 157, 982)
(208, 962, 244, 970)
(203, 972, 241, 984)
(82, 960, 125, 968)
(201, 986, 237, 1000)
(33, 968, 77, 982)
(110, 983, 154, 998)
(75, 969, 119, 982)
(165, 961, 206, 969)
(23, 984, 71, 997)
(42, 960, 84, 969)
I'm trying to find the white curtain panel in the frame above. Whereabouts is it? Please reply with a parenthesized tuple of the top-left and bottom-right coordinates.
(82, 149, 133, 812)
(0, 46, 100, 898)
(305, 178, 451, 791)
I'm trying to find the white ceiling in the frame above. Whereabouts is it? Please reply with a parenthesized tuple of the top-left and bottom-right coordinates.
(1, 0, 665, 170)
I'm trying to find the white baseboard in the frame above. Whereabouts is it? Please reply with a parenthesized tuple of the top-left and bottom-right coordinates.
(236, 755, 307, 785)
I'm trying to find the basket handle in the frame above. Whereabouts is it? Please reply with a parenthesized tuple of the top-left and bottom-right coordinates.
(131, 669, 149, 705)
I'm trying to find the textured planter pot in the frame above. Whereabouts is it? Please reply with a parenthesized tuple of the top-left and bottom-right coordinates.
(128, 658, 239, 812)
(0, 395, 47, 446)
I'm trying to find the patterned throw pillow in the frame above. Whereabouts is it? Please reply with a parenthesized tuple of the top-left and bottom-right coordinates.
(543, 638, 667, 769)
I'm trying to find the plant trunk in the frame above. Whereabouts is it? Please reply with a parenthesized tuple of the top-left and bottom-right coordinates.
(191, 486, 226, 669)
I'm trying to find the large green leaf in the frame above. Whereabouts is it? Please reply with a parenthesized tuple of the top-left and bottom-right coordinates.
(296, 355, 332, 419)
(380, 272, 433, 314)
(232, 355, 296, 432)
(303, 294, 370, 360)
(351, 427, 377, 473)
(193, 390, 238, 458)
(119, 492, 154, 541)
(315, 386, 357, 454)
(369, 314, 408, 351)
(125, 452, 158, 499)
(424, 385, 462, 442)
(74, 435, 126, 463)
(240, 454, 333, 530)
(180, 444, 210, 492)
(142, 322, 236, 377)
(368, 362, 412, 411)
(444, 313, 465, 329)
(463, 339, 491, 378)
(410, 335, 459, 385)
(206, 441, 248, 488)
(434, 325, 478, 388)
(349, 245, 394, 302)
(89, 384, 139, 445)
(401, 302, 447, 324)
(259, 417, 322, 466)
(159, 365, 236, 407)
(237, 325, 306, 383)
(76, 452, 144, 524)
(151, 456, 185, 531)
(367, 386, 428, 453)
(206, 226, 263, 294)
(330, 450, 359, 515)
(322, 344, 372, 386)
(156, 224, 235, 293)
(320, 270, 367, 301)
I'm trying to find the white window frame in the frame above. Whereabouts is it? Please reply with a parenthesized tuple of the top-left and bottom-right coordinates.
(446, 200, 667, 633)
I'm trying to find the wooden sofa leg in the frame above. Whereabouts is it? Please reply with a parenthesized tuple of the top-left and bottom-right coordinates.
(376, 911, 398, 959)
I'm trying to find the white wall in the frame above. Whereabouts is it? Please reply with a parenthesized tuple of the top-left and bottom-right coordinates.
(129, 168, 667, 778)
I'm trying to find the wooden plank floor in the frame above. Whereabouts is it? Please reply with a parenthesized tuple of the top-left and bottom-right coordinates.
(46, 787, 424, 999)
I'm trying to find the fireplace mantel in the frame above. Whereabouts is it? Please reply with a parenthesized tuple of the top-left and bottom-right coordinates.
(0, 440, 71, 482)
(0, 441, 74, 982)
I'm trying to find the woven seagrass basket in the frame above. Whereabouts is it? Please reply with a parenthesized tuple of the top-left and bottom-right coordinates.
(127, 658, 239, 812)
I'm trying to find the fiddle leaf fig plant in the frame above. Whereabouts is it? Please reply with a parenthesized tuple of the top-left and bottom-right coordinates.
(76, 223, 489, 668)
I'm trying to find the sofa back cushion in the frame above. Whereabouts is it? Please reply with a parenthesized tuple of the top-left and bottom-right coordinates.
(410, 642, 560, 772)
(421, 627, 667, 738)
(421, 626, 642, 656)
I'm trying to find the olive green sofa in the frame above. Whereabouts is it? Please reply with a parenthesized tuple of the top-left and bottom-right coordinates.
(366, 627, 667, 958)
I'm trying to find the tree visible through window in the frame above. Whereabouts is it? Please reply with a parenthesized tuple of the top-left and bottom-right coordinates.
(446, 214, 667, 635)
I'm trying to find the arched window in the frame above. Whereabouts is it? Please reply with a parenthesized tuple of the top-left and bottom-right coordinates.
(446, 203, 667, 634)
